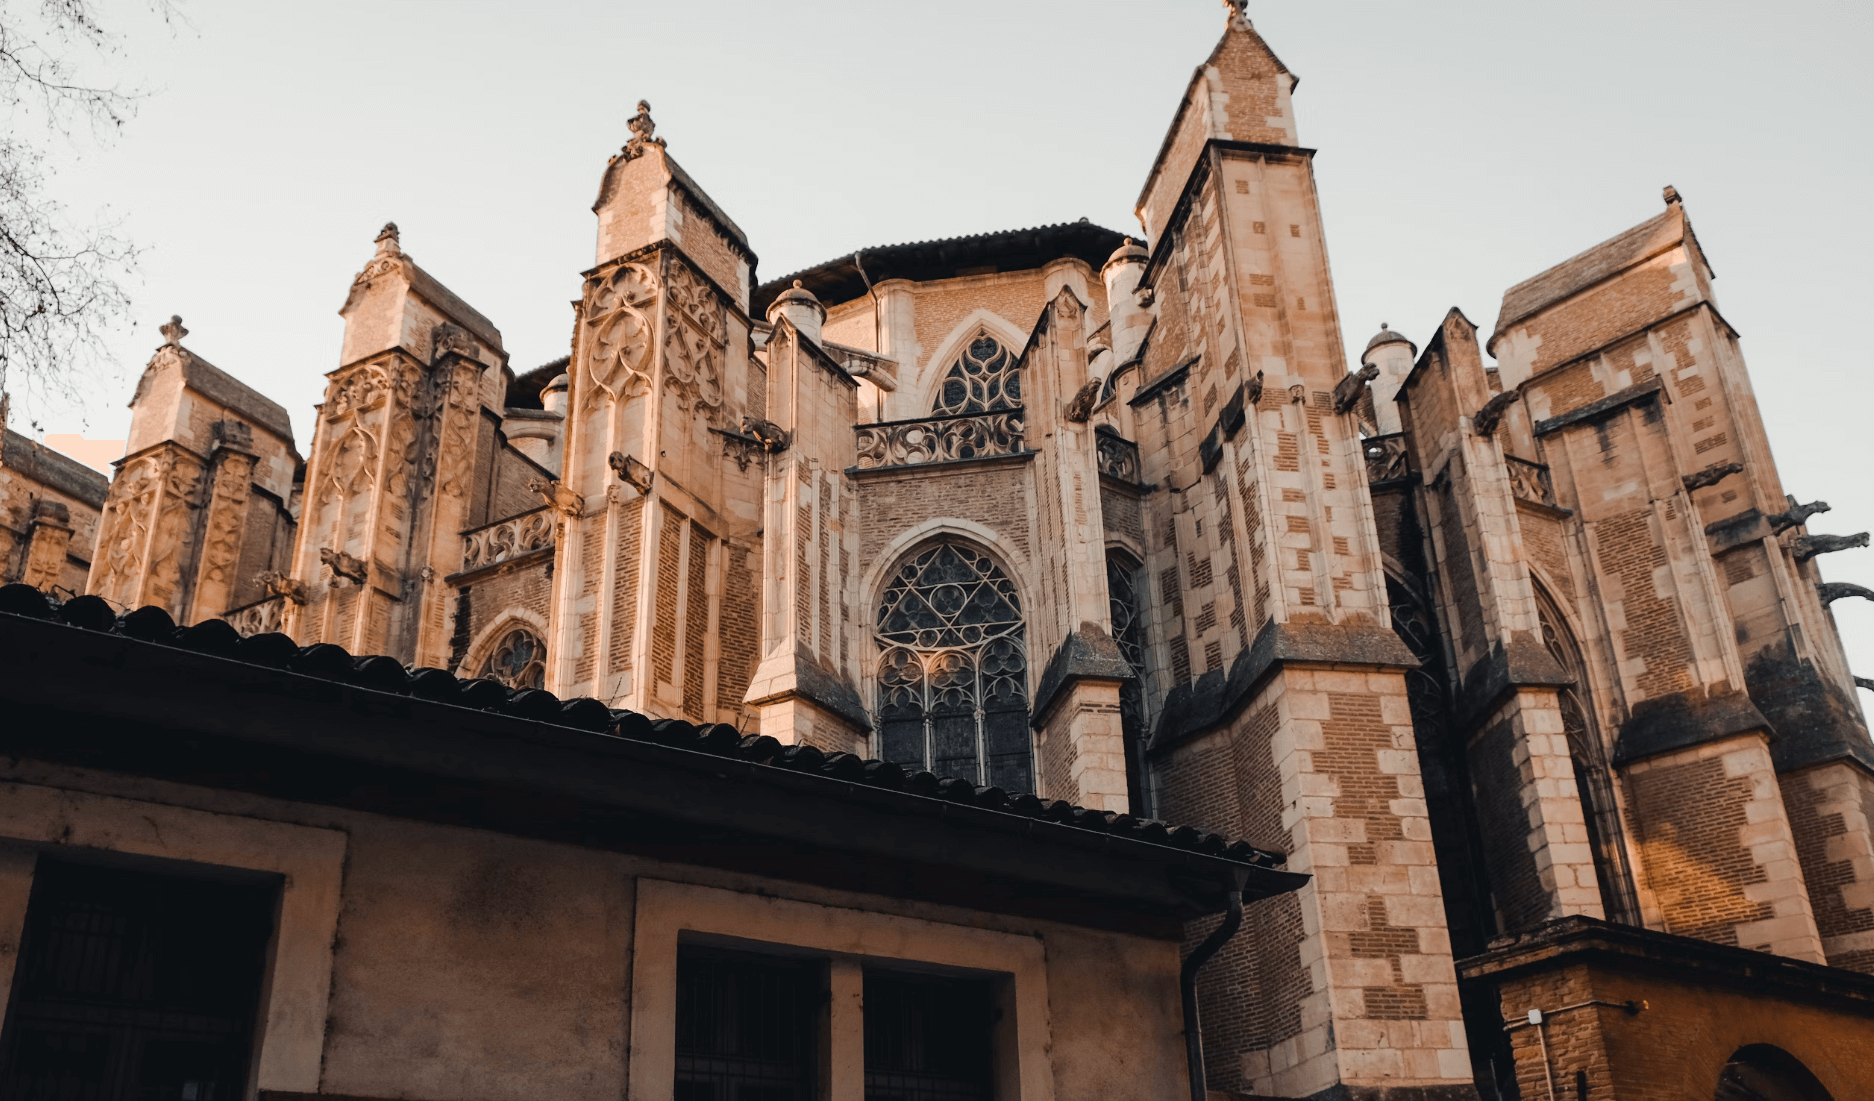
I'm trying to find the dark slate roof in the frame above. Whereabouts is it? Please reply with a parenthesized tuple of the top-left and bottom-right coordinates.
(1487, 207, 1685, 354)
(506, 356, 570, 410)
(754, 221, 1129, 316)
(0, 584, 1302, 924)
(131, 346, 296, 445)
(2, 430, 109, 509)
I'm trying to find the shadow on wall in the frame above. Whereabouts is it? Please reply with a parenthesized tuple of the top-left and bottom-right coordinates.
(1715, 1044, 1834, 1101)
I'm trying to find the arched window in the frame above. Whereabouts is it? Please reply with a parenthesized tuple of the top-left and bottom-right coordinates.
(875, 542, 1032, 792)
(931, 335, 1020, 416)
(1534, 584, 1640, 926)
(480, 626, 547, 690)
(1107, 549, 1149, 816)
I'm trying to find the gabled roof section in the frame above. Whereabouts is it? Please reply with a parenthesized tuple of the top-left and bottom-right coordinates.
(1, 429, 109, 507)
(131, 345, 295, 444)
(406, 259, 502, 351)
(754, 221, 1127, 315)
(1488, 204, 1693, 355)
(1133, 12, 1298, 225)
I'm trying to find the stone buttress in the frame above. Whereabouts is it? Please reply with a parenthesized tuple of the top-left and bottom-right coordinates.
(552, 113, 764, 721)
(1121, 11, 1475, 1098)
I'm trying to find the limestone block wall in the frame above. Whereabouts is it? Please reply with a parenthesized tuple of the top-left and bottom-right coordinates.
(1780, 762, 1874, 972)
(0, 431, 106, 595)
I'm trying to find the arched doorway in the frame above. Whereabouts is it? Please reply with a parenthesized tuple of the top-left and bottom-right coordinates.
(1715, 1045, 1834, 1101)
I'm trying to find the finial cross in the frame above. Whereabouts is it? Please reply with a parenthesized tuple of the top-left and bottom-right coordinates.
(160, 315, 188, 347)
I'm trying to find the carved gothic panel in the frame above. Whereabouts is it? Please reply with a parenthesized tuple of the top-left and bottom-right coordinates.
(662, 257, 726, 426)
(585, 262, 658, 400)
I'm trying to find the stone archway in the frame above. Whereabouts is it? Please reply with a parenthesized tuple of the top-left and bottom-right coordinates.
(1715, 1045, 1834, 1101)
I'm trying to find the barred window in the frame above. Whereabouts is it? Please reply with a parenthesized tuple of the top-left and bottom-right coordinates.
(875, 542, 1031, 792)
(863, 969, 994, 1101)
(930, 335, 1020, 416)
(480, 626, 546, 690)
(675, 946, 820, 1101)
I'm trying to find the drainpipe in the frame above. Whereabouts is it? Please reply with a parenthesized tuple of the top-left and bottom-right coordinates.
(1181, 867, 1250, 1101)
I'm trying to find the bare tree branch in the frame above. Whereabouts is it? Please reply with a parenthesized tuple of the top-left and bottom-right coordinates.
(0, 0, 179, 428)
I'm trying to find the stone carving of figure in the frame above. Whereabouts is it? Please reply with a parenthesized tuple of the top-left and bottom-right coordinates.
(623, 100, 666, 161)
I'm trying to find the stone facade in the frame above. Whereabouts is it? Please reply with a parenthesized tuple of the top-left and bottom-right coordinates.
(11, 7, 1873, 1099)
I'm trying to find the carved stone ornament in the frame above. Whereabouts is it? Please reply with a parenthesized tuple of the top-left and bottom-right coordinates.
(320, 547, 368, 585)
(1333, 363, 1381, 416)
(1818, 581, 1874, 605)
(1063, 379, 1102, 423)
(609, 451, 655, 494)
(1095, 431, 1141, 483)
(1244, 369, 1265, 407)
(529, 476, 586, 516)
(226, 597, 287, 637)
(1682, 460, 1745, 492)
(585, 262, 658, 400)
(1857, 676, 1874, 693)
(1793, 532, 1870, 563)
(663, 258, 727, 425)
(1470, 389, 1520, 436)
(159, 315, 188, 346)
(353, 223, 405, 287)
(740, 416, 791, 453)
(855, 411, 1025, 470)
(257, 571, 309, 604)
(1287, 383, 1307, 404)
(431, 323, 477, 363)
(620, 99, 667, 161)
(462, 509, 555, 572)
(1768, 496, 1831, 534)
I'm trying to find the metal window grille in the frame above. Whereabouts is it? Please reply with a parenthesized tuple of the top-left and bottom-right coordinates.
(0, 859, 274, 1101)
(875, 542, 1032, 792)
(862, 970, 994, 1101)
(675, 947, 821, 1101)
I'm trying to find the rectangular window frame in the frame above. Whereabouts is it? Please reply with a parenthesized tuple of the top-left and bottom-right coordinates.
(631, 880, 1046, 1101)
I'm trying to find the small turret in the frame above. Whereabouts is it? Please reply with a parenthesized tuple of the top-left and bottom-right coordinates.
(1360, 323, 1418, 435)
(766, 280, 825, 346)
(1101, 238, 1153, 367)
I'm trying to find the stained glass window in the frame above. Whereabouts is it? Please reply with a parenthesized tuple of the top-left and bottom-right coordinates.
(875, 542, 1031, 792)
(930, 336, 1020, 416)
(480, 626, 547, 690)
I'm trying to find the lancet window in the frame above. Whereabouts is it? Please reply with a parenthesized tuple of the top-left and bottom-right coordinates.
(1535, 586, 1641, 925)
(480, 625, 547, 690)
(930, 335, 1020, 416)
(875, 541, 1032, 793)
(1107, 549, 1149, 816)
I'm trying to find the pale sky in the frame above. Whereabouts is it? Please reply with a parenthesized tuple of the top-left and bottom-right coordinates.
(18, 0, 1874, 688)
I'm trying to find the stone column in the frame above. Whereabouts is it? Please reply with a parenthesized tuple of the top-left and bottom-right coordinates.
(19, 501, 74, 591)
(186, 442, 256, 624)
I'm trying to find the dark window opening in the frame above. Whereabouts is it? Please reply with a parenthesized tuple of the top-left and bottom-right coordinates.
(863, 969, 994, 1101)
(0, 858, 275, 1101)
(675, 946, 821, 1101)
(1107, 549, 1150, 817)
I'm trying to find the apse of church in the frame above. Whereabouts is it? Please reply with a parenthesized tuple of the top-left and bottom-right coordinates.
(29, 5, 1874, 1101)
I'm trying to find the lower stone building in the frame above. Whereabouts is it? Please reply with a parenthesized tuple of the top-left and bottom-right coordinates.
(3, 6, 1873, 1100)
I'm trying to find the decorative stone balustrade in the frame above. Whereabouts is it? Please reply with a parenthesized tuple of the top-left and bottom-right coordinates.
(462, 507, 555, 572)
(1096, 430, 1141, 483)
(1364, 433, 1409, 484)
(854, 409, 1026, 470)
(225, 594, 290, 636)
(1506, 455, 1556, 507)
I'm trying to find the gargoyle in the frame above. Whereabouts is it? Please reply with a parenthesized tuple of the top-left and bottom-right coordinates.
(1818, 581, 1874, 605)
(318, 548, 367, 585)
(1471, 390, 1521, 436)
(1332, 364, 1380, 416)
(257, 571, 308, 604)
(1768, 495, 1831, 534)
(528, 476, 586, 516)
(1063, 379, 1103, 423)
(1243, 369, 1265, 407)
(740, 416, 792, 453)
(1682, 461, 1745, 492)
(608, 451, 655, 495)
(1858, 676, 1874, 693)
(1793, 532, 1870, 563)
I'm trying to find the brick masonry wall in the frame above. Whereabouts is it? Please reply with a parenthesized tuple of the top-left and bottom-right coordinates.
(1624, 737, 1822, 959)
(452, 555, 553, 677)
(1780, 762, 1874, 973)
(1491, 956, 1874, 1100)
